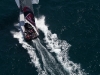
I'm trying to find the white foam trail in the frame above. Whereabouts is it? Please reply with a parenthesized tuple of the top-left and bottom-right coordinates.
(35, 16, 87, 75)
(11, 13, 87, 75)
(32, 38, 69, 75)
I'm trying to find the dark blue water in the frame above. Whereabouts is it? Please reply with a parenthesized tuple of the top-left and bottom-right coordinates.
(0, 0, 100, 75)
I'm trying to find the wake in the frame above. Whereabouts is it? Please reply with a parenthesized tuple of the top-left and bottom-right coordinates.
(11, 15, 87, 75)
(35, 16, 87, 75)
(32, 38, 68, 75)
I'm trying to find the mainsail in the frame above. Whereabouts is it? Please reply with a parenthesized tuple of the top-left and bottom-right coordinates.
(15, 0, 39, 8)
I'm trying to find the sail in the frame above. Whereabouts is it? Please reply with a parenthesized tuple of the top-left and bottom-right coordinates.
(15, 0, 20, 8)
(15, 0, 39, 8)
(32, 0, 39, 4)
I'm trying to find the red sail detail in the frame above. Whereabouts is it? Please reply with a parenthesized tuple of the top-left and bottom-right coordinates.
(25, 13, 36, 27)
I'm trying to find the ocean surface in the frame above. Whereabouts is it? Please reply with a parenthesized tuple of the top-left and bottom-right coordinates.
(0, 0, 100, 75)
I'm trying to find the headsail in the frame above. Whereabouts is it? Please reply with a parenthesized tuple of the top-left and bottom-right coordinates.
(32, 0, 39, 4)
(15, 0, 20, 8)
